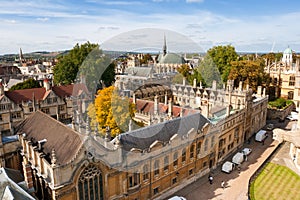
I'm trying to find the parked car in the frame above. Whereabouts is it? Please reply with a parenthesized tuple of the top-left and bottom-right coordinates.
(232, 152, 244, 165)
(221, 161, 235, 173)
(242, 148, 252, 156)
(168, 196, 187, 200)
(255, 130, 267, 142)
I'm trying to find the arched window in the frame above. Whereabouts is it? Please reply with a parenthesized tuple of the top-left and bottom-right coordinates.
(78, 164, 103, 200)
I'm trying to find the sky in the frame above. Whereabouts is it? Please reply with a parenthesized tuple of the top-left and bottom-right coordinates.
(1, 0, 300, 54)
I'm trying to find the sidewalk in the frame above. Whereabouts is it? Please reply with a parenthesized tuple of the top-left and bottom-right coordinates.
(171, 135, 280, 200)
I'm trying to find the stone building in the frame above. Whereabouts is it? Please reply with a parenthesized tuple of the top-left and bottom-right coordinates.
(15, 78, 268, 199)
(0, 80, 90, 172)
(265, 47, 300, 107)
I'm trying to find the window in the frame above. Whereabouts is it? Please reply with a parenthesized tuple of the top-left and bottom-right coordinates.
(204, 139, 208, 152)
(0, 104, 12, 111)
(182, 149, 186, 163)
(129, 173, 140, 188)
(189, 169, 193, 176)
(173, 152, 178, 167)
(164, 156, 169, 171)
(58, 105, 64, 111)
(196, 142, 201, 155)
(229, 134, 232, 142)
(143, 165, 149, 181)
(154, 160, 159, 176)
(203, 161, 207, 168)
(78, 164, 103, 200)
(172, 177, 177, 184)
(190, 144, 195, 159)
(0, 114, 2, 121)
(153, 187, 159, 195)
(211, 136, 215, 148)
(11, 112, 21, 119)
(289, 76, 295, 86)
(29, 107, 33, 112)
(41, 108, 50, 114)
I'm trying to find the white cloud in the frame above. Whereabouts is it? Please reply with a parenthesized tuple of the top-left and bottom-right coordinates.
(36, 17, 49, 22)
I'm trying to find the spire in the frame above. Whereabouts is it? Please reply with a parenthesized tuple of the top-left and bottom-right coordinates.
(19, 48, 24, 63)
(163, 34, 167, 56)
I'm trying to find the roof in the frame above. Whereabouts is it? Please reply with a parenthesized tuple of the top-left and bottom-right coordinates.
(15, 111, 84, 165)
(125, 67, 153, 77)
(157, 53, 186, 65)
(0, 167, 34, 200)
(135, 99, 198, 117)
(5, 83, 89, 104)
(52, 83, 89, 98)
(283, 47, 293, 54)
(119, 113, 209, 151)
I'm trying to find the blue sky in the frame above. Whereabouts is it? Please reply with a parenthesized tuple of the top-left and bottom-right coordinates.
(1, 0, 300, 54)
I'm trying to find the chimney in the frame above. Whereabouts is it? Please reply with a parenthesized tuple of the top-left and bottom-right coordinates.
(183, 77, 186, 86)
(86, 117, 91, 135)
(246, 84, 249, 91)
(128, 120, 133, 132)
(199, 81, 203, 89)
(154, 95, 159, 115)
(257, 86, 262, 97)
(0, 82, 4, 96)
(105, 126, 111, 141)
(164, 92, 168, 105)
(180, 108, 184, 117)
(227, 92, 232, 116)
(43, 79, 50, 91)
(212, 80, 217, 90)
(51, 149, 57, 167)
(263, 88, 266, 97)
(239, 81, 243, 91)
(193, 78, 197, 88)
(168, 98, 173, 117)
(133, 93, 136, 104)
(38, 139, 47, 151)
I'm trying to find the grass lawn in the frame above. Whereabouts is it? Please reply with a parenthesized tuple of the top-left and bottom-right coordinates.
(250, 162, 300, 200)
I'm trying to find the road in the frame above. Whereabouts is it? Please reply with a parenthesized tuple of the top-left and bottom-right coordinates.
(171, 126, 282, 200)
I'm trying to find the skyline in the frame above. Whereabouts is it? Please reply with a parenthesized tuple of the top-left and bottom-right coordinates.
(1, 0, 300, 54)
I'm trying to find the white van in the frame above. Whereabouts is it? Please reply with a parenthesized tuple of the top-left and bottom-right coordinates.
(221, 161, 235, 173)
(168, 196, 187, 200)
(232, 152, 244, 165)
(255, 130, 267, 142)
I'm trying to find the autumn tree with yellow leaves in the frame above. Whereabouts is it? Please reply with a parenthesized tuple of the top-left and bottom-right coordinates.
(87, 86, 141, 138)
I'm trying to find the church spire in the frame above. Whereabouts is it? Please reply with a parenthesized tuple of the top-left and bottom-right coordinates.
(19, 48, 24, 63)
(163, 34, 167, 56)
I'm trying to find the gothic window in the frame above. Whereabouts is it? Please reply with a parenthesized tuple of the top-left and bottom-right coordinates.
(143, 165, 149, 181)
(128, 173, 140, 188)
(164, 156, 169, 171)
(190, 144, 195, 159)
(173, 152, 178, 167)
(78, 164, 103, 200)
(196, 142, 201, 155)
(154, 160, 159, 176)
(289, 76, 295, 86)
(204, 139, 208, 152)
(181, 148, 186, 163)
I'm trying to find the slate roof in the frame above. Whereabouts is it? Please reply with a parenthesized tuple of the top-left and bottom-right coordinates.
(157, 53, 186, 65)
(15, 111, 84, 165)
(0, 167, 34, 200)
(119, 113, 209, 151)
(125, 67, 153, 77)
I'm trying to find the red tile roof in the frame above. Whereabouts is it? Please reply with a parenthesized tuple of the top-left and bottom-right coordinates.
(5, 83, 90, 104)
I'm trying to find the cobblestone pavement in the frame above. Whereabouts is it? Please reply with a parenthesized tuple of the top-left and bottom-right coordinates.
(168, 120, 295, 200)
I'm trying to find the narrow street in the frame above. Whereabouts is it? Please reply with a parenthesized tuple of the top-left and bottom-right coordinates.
(169, 120, 296, 200)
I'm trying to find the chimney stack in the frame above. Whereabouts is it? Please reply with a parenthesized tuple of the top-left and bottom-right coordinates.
(168, 98, 173, 117)
(193, 78, 197, 88)
(43, 79, 51, 91)
(154, 95, 159, 116)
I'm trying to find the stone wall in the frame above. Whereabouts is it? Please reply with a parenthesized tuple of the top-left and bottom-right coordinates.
(267, 104, 295, 121)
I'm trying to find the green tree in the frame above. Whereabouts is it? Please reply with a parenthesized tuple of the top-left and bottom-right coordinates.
(140, 53, 152, 65)
(228, 60, 268, 92)
(87, 86, 138, 137)
(53, 42, 115, 91)
(9, 78, 41, 91)
(197, 55, 221, 88)
(207, 45, 238, 82)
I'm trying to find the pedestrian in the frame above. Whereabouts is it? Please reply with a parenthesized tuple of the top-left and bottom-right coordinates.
(221, 180, 225, 189)
(209, 175, 213, 184)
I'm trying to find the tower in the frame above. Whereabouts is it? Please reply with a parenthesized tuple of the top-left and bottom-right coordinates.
(19, 48, 24, 63)
(163, 34, 167, 56)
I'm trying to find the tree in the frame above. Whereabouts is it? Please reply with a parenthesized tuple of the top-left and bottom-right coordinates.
(140, 53, 152, 65)
(87, 86, 138, 137)
(177, 64, 190, 78)
(207, 45, 238, 82)
(176, 64, 206, 87)
(228, 59, 268, 92)
(197, 55, 221, 88)
(53, 42, 115, 92)
(9, 78, 41, 91)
